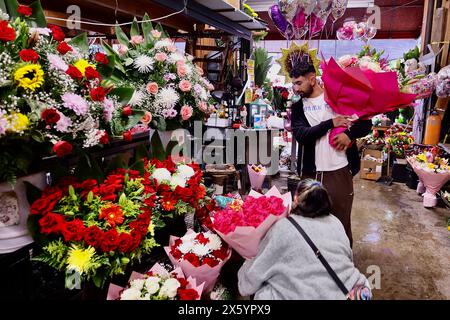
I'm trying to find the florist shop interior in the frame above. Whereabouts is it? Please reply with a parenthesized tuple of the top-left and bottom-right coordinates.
(0, 0, 450, 301)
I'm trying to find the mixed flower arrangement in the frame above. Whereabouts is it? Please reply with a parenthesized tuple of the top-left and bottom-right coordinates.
(271, 86, 290, 114)
(384, 124, 414, 159)
(29, 169, 159, 287)
(410, 151, 450, 173)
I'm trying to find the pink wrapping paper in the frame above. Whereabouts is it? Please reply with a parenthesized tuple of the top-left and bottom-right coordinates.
(214, 186, 292, 260)
(164, 230, 231, 293)
(106, 263, 204, 300)
(247, 165, 267, 190)
(407, 158, 450, 195)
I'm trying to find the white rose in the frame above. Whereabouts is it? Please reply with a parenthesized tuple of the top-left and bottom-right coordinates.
(130, 278, 146, 291)
(205, 233, 222, 251)
(159, 278, 181, 299)
(170, 174, 186, 188)
(151, 168, 172, 184)
(120, 287, 142, 300)
(145, 277, 161, 295)
(178, 241, 194, 254)
(192, 244, 210, 257)
(177, 164, 195, 179)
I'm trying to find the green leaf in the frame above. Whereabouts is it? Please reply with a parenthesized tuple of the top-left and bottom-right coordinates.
(129, 159, 145, 176)
(109, 87, 134, 105)
(119, 193, 127, 206)
(101, 40, 127, 75)
(115, 25, 130, 46)
(124, 110, 145, 130)
(29, 1, 47, 27)
(68, 185, 77, 200)
(142, 13, 153, 44)
(130, 17, 140, 37)
(68, 32, 89, 53)
(24, 180, 42, 206)
(156, 118, 166, 131)
(4, 0, 19, 20)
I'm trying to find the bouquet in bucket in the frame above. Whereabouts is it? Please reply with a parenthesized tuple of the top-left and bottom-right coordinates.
(212, 186, 291, 259)
(164, 230, 231, 292)
(107, 262, 204, 300)
(384, 124, 414, 159)
(28, 169, 159, 288)
(247, 164, 267, 191)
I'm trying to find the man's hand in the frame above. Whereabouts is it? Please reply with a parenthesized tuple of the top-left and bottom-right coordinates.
(332, 116, 352, 128)
(333, 133, 352, 151)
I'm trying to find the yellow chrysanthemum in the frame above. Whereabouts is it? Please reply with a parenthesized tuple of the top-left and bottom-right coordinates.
(5, 112, 29, 133)
(426, 163, 436, 170)
(148, 221, 155, 237)
(14, 64, 44, 91)
(74, 59, 95, 76)
(67, 245, 96, 275)
(416, 153, 427, 163)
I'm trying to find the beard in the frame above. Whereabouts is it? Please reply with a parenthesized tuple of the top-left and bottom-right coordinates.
(298, 84, 314, 98)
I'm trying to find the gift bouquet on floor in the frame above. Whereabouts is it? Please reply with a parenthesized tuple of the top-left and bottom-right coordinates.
(164, 230, 231, 292)
(107, 262, 204, 300)
(407, 148, 450, 207)
(28, 169, 159, 288)
(212, 186, 291, 259)
(247, 164, 267, 191)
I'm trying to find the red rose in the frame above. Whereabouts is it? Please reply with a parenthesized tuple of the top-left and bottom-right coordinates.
(83, 226, 103, 248)
(174, 238, 182, 247)
(117, 232, 133, 253)
(202, 257, 219, 267)
(52, 141, 73, 157)
(127, 231, 142, 252)
(123, 131, 132, 142)
(62, 219, 85, 242)
(41, 108, 60, 125)
(100, 132, 109, 145)
(177, 288, 199, 300)
(17, 4, 32, 17)
(39, 213, 65, 235)
(95, 52, 109, 65)
(66, 65, 83, 81)
(122, 105, 133, 116)
(49, 25, 65, 42)
(19, 49, 39, 63)
(183, 252, 200, 267)
(100, 228, 119, 253)
(90, 87, 106, 101)
(0, 21, 16, 42)
(170, 246, 183, 260)
(195, 233, 210, 245)
(56, 41, 72, 55)
(211, 246, 229, 261)
(30, 190, 63, 215)
(281, 90, 289, 100)
(84, 66, 100, 80)
(176, 277, 189, 289)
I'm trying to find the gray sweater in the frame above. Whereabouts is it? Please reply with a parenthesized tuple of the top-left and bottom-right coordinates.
(238, 214, 368, 300)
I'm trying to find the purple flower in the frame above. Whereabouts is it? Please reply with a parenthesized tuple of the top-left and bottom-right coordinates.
(62, 93, 89, 116)
(162, 108, 178, 119)
(103, 98, 115, 122)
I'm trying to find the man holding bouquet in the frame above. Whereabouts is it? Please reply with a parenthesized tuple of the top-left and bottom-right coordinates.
(291, 59, 372, 247)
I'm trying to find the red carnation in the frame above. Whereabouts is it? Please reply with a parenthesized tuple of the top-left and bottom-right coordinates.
(177, 288, 199, 300)
(41, 108, 60, 125)
(83, 226, 103, 248)
(49, 25, 65, 42)
(183, 252, 200, 267)
(0, 21, 16, 42)
(195, 233, 210, 245)
(84, 66, 100, 80)
(66, 65, 83, 81)
(56, 41, 72, 55)
(117, 232, 133, 253)
(202, 257, 219, 267)
(39, 213, 65, 235)
(90, 87, 106, 101)
(101, 228, 119, 253)
(30, 190, 63, 215)
(211, 246, 229, 261)
(100, 132, 109, 145)
(95, 52, 109, 65)
(170, 246, 183, 260)
(122, 105, 133, 116)
(127, 230, 143, 252)
(61, 219, 86, 242)
(17, 4, 32, 17)
(123, 131, 132, 142)
(174, 238, 182, 247)
(176, 277, 189, 289)
(52, 141, 73, 157)
(19, 49, 39, 63)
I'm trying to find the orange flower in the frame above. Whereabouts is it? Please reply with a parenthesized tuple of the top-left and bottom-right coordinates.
(99, 204, 124, 227)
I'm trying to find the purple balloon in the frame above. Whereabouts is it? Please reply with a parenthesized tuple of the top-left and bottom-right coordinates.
(269, 5, 289, 34)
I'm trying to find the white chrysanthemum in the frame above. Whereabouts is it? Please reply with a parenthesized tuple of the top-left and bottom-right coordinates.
(145, 277, 161, 295)
(181, 232, 197, 243)
(205, 233, 222, 251)
(192, 244, 210, 257)
(178, 241, 194, 254)
(151, 168, 172, 184)
(120, 287, 141, 300)
(159, 278, 180, 299)
(177, 164, 195, 179)
(130, 278, 146, 291)
(156, 87, 179, 109)
(155, 39, 174, 50)
(133, 55, 154, 73)
(128, 89, 145, 107)
(170, 174, 186, 189)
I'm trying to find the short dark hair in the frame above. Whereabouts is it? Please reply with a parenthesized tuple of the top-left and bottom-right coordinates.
(291, 179, 332, 218)
(289, 60, 316, 79)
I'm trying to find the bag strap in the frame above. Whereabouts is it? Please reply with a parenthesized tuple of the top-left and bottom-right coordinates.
(287, 216, 349, 297)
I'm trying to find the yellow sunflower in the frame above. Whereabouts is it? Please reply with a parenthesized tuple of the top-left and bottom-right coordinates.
(74, 59, 95, 76)
(14, 64, 44, 91)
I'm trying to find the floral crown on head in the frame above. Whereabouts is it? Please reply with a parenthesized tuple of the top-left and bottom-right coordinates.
(277, 42, 321, 82)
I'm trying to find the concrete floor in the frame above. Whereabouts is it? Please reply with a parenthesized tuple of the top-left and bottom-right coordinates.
(271, 174, 450, 300)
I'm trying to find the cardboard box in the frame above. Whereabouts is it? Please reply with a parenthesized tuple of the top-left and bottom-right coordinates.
(360, 149, 385, 181)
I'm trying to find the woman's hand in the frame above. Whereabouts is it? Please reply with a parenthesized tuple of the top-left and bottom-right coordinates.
(333, 133, 352, 151)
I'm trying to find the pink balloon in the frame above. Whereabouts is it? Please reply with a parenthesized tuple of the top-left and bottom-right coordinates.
(292, 8, 306, 29)
(309, 13, 326, 36)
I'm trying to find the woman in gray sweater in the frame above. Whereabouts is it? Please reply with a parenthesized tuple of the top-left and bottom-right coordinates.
(238, 179, 370, 300)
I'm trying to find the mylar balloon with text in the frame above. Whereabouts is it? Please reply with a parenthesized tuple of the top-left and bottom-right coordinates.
(269, 4, 294, 39)
(331, 0, 348, 21)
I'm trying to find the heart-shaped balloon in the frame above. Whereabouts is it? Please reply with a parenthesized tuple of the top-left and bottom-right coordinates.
(292, 7, 306, 29)
(269, 4, 290, 35)
(294, 25, 309, 39)
(331, 0, 348, 21)
(309, 12, 327, 36)
(297, 0, 318, 15)
(277, 0, 299, 22)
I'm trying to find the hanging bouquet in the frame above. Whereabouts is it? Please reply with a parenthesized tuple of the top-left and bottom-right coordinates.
(384, 124, 414, 159)
(28, 169, 159, 288)
(322, 45, 417, 148)
(107, 263, 204, 300)
(101, 15, 216, 131)
(164, 229, 231, 292)
(212, 186, 291, 259)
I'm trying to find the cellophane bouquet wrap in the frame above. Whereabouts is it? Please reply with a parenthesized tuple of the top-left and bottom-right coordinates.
(247, 164, 267, 190)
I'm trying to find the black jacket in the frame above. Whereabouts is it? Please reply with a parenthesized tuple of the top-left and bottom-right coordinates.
(291, 99, 372, 176)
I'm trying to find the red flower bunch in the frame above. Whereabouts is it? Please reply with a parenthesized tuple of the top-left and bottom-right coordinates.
(17, 4, 33, 17)
(95, 52, 109, 65)
(49, 24, 65, 42)
(19, 49, 39, 63)
(85, 66, 100, 80)
(90, 86, 106, 101)
(56, 41, 73, 55)
(0, 20, 16, 42)
(66, 65, 83, 81)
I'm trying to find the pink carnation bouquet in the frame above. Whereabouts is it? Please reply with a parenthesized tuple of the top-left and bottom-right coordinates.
(213, 186, 292, 259)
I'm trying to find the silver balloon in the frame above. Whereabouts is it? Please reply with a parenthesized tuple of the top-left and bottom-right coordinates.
(277, 0, 299, 22)
(318, 0, 333, 11)
(297, 0, 318, 16)
(331, 0, 348, 21)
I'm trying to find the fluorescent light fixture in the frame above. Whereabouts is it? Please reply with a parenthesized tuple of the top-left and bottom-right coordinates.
(244, 0, 374, 11)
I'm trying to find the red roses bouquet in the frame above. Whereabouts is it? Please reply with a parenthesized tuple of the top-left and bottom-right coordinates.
(213, 186, 291, 259)
(28, 169, 159, 287)
(164, 230, 231, 292)
(107, 262, 204, 300)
